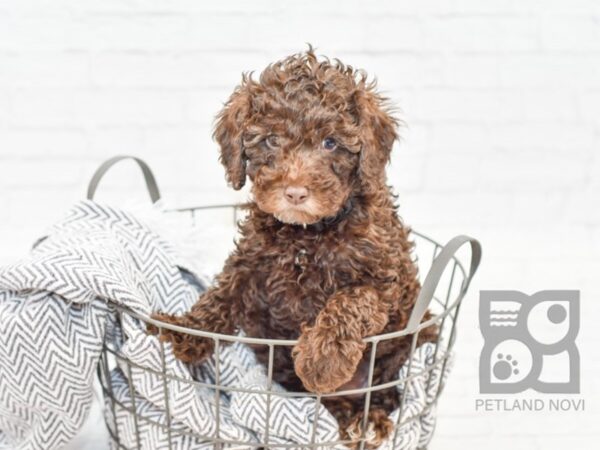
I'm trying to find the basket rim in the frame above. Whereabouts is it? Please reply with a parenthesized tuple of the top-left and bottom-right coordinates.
(139, 203, 470, 346)
(134, 293, 461, 346)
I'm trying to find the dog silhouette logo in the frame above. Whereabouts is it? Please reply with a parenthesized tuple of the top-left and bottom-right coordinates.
(479, 290, 580, 394)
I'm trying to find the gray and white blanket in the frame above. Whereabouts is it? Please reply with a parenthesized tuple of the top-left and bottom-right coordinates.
(0, 201, 448, 450)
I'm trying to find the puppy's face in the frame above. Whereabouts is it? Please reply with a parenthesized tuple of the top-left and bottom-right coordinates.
(242, 104, 363, 225)
(214, 50, 398, 225)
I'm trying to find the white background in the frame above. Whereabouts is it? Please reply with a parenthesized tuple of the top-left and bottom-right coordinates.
(0, 1, 598, 449)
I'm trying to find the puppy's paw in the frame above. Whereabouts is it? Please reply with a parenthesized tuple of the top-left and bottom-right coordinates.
(147, 313, 214, 364)
(344, 409, 393, 449)
(292, 325, 365, 393)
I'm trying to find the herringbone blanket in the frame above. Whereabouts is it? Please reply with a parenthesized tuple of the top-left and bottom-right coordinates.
(0, 201, 447, 450)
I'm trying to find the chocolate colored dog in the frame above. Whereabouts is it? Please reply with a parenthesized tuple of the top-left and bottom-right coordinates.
(150, 48, 436, 447)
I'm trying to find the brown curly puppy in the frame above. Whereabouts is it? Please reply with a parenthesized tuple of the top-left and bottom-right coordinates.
(150, 48, 436, 448)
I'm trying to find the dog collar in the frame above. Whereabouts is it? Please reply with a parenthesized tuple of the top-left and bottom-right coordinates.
(307, 198, 354, 233)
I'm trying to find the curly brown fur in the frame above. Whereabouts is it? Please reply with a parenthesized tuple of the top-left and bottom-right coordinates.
(150, 47, 437, 448)
(345, 409, 394, 448)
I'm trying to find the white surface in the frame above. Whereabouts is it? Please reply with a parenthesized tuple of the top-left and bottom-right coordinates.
(0, 1, 598, 449)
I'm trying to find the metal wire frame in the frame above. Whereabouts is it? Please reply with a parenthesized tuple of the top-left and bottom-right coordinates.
(98, 204, 474, 450)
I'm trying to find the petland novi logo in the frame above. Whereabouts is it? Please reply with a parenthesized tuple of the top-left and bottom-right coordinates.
(475, 290, 584, 412)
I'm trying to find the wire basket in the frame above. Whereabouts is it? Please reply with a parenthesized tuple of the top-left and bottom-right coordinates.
(91, 156, 481, 450)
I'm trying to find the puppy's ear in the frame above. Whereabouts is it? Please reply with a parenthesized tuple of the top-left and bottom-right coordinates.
(213, 82, 252, 190)
(353, 83, 398, 193)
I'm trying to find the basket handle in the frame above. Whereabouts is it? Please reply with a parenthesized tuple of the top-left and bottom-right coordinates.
(86, 155, 161, 203)
(406, 235, 482, 332)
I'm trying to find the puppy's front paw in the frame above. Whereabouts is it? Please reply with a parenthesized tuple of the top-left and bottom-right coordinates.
(292, 325, 365, 393)
(147, 313, 214, 364)
(344, 409, 393, 449)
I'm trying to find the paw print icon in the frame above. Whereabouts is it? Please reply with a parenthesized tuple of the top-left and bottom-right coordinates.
(479, 290, 580, 394)
(493, 353, 520, 380)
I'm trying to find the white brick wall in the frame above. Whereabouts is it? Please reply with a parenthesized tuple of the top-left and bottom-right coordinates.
(0, 1, 598, 449)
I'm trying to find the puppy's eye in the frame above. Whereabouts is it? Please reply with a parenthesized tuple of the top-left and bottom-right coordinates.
(265, 135, 280, 149)
(322, 137, 337, 151)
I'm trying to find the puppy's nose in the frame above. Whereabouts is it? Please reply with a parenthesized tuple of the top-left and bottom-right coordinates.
(284, 186, 309, 205)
